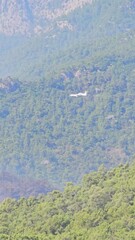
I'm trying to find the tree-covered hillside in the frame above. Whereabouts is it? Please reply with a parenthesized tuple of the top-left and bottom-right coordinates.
(0, 162, 135, 239)
(0, 0, 135, 198)
(0, 30, 135, 190)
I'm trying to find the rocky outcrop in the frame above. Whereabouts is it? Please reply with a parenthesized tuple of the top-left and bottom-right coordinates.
(0, 0, 93, 35)
(0, 76, 20, 93)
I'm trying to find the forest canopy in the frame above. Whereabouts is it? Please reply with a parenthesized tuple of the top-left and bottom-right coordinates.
(0, 162, 135, 239)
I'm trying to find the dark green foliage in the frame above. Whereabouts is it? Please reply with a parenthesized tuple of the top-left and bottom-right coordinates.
(0, 163, 135, 239)
(0, 32, 135, 191)
(0, 0, 135, 197)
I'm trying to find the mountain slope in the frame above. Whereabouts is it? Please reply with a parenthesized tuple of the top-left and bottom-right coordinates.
(0, 33, 135, 189)
(0, 0, 93, 35)
(0, 0, 135, 80)
(0, 0, 135, 199)
(0, 162, 135, 239)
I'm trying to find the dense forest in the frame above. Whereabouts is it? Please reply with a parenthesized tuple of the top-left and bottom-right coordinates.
(0, 162, 135, 239)
(0, 0, 135, 198)
(0, 31, 135, 190)
(0, 1, 135, 238)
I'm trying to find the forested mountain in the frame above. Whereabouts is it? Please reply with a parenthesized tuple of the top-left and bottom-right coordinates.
(0, 0, 135, 199)
(0, 162, 135, 239)
(0, 0, 135, 80)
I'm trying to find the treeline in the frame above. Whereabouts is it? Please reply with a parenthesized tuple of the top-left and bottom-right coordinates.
(0, 162, 135, 239)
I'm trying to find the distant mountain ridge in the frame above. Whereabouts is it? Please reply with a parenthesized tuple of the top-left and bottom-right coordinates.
(0, 0, 93, 35)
